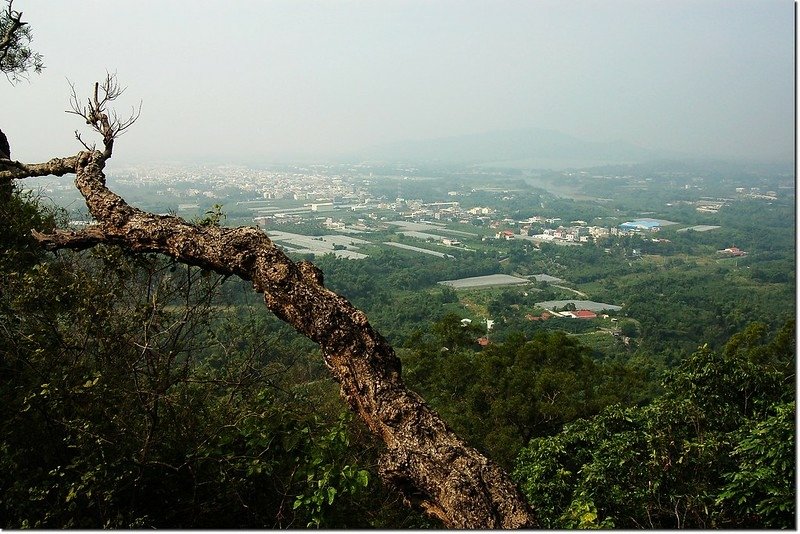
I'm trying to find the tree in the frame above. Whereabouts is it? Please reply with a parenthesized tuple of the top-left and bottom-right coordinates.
(619, 318, 639, 338)
(715, 401, 795, 528)
(0, 236, 421, 527)
(431, 312, 483, 351)
(0, 0, 43, 82)
(403, 329, 651, 470)
(1, 72, 534, 528)
(513, 321, 795, 528)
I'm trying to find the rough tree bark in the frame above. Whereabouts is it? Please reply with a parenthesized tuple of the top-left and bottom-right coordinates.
(1, 82, 537, 529)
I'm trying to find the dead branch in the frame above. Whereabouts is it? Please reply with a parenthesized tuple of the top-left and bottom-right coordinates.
(66, 74, 141, 158)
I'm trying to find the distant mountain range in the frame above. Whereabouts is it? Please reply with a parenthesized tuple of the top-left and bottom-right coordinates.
(355, 128, 683, 169)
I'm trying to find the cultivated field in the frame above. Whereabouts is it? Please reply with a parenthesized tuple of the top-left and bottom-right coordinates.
(438, 274, 530, 289)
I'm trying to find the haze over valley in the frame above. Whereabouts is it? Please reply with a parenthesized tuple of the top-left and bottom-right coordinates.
(2, 0, 795, 529)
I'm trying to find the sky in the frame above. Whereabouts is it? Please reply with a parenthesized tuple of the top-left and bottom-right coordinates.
(3, 0, 795, 165)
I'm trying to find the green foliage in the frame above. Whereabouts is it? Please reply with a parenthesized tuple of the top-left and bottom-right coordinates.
(716, 401, 795, 528)
(0, 190, 418, 528)
(0, 3, 44, 83)
(430, 312, 484, 351)
(618, 319, 639, 338)
(0, 186, 59, 270)
(403, 329, 650, 468)
(3, 157, 795, 528)
(195, 203, 226, 226)
(595, 257, 794, 360)
(513, 321, 795, 529)
(291, 414, 371, 527)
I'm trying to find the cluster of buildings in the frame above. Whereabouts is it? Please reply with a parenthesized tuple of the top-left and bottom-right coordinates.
(108, 162, 382, 209)
(96, 164, 745, 256)
(735, 187, 778, 201)
(718, 246, 747, 257)
(487, 217, 672, 245)
(526, 309, 602, 321)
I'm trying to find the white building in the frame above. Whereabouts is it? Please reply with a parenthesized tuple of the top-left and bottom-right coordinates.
(311, 202, 335, 212)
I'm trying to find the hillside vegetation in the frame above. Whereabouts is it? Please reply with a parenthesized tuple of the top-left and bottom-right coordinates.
(1, 183, 794, 528)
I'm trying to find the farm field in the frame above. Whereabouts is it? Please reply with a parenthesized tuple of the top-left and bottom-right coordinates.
(439, 274, 530, 289)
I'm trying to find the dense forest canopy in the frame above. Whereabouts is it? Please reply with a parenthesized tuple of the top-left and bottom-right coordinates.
(0, 2, 795, 529)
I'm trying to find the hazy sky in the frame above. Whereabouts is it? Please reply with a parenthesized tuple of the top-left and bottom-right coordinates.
(4, 0, 795, 164)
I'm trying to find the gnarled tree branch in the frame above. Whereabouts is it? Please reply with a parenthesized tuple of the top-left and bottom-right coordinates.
(13, 81, 537, 529)
(0, 155, 79, 181)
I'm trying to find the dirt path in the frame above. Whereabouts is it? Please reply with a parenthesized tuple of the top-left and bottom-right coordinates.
(553, 284, 588, 298)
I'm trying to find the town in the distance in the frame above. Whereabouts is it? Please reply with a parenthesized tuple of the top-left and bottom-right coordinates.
(23, 157, 794, 358)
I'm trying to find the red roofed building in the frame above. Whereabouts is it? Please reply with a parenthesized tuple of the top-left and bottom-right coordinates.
(495, 230, 515, 240)
(719, 246, 747, 257)
(568, 309, 597, 320)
